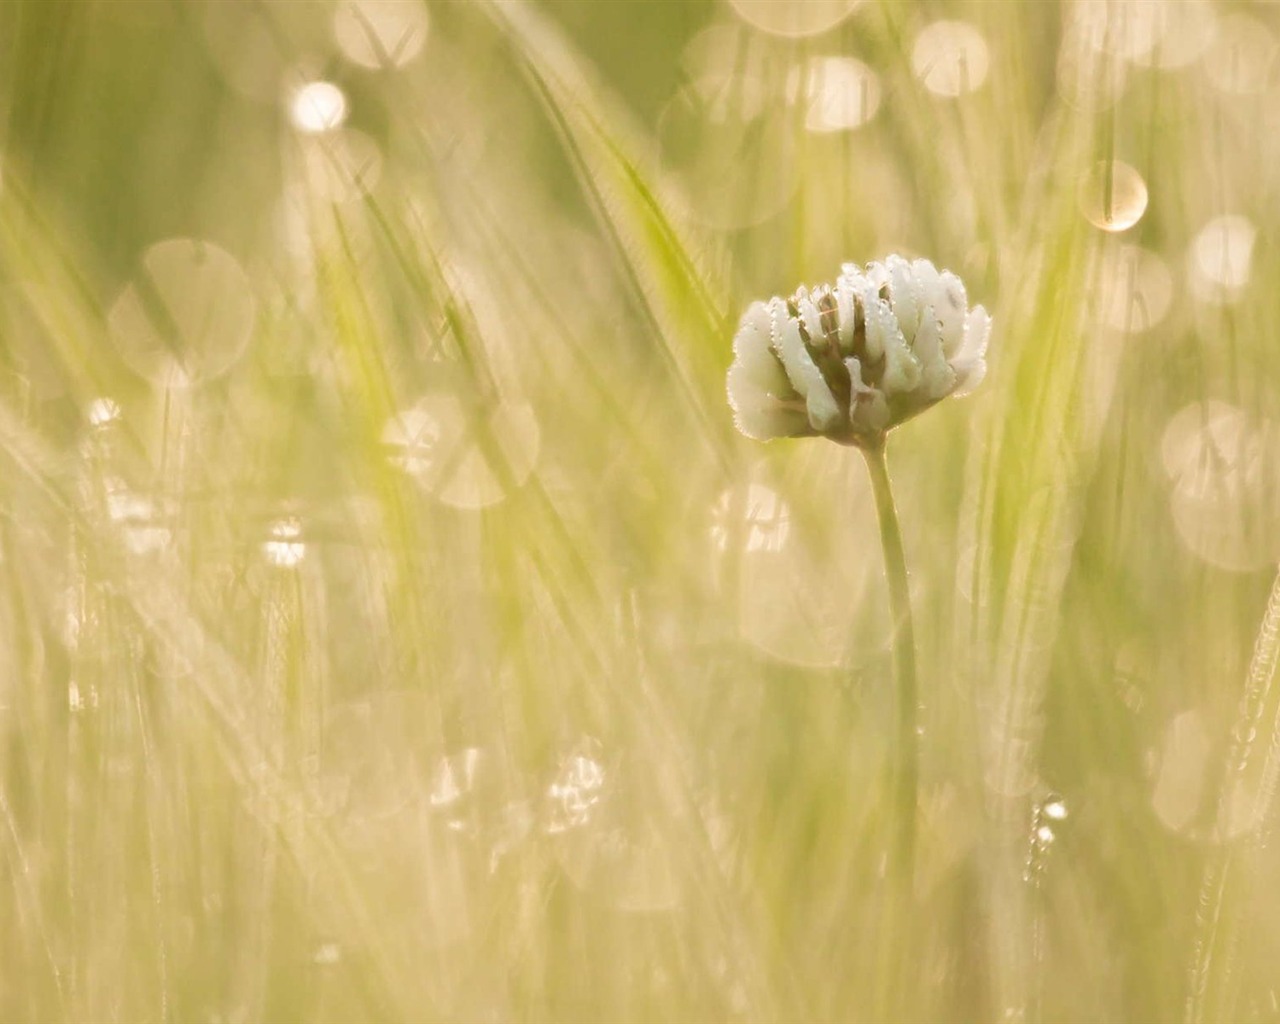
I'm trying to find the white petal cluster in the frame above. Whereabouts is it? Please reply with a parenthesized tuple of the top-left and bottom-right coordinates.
(727, 256, 991, 445)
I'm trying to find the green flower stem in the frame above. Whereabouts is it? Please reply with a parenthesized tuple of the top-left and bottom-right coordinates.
(862, 441, 919, 896)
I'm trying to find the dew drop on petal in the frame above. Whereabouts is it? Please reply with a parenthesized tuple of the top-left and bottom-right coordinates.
(333, 0, 428, 70)
(290, 80, 348, 134)
(1188, 215, 1256, 303)
(912, 21, 990, 97)
(107, 239, 256, 388)
(1035, 824, 1056, 846)
(727, 0, 860, 39)
(1204, 14, 1278, 96)
(1077, 160, 1148, 232)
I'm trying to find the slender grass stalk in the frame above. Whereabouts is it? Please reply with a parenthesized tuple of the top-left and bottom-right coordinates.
(862, 440, 919, 886)
(1187, 564, 1280, 1024)
(861, 439, 919, 1019)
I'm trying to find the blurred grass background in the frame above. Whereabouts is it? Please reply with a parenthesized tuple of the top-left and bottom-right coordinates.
(0, 1, 1278, 1021)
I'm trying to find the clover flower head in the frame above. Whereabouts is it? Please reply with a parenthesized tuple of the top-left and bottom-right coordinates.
(727, 256, 991, 446)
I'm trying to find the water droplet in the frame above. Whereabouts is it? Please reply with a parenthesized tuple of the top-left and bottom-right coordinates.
(1078, 160, 1148, 232)
(1188, 214, 1256, 303)
(1035, 824, 1056, 846)
(290, 81, 348, 134)
(333, 0, 428, 70)
(107, 239, 256, 388)
(262, 517, 306, 568)
(86, 397, 121, 427)
(1042, 795, 1068, 821)
(726, 0, 860, 39)
(912, 21, 990, 97)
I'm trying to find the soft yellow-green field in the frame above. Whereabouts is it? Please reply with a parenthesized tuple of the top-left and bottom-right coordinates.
(1, 1, 1279, 1021)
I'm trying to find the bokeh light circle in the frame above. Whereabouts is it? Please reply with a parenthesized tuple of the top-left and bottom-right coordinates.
(1098, 245, 1173, 333)
(727, 0, 860, 39)
(383, 395, 540, 510)
(107, 239, 256, 388)
(334, 0, 429, 70)
(290, 80, 348, 134)
(1188, 214, 1257, 304)
(912, 21, 990, 97)
(1078, 160, 1148, 232)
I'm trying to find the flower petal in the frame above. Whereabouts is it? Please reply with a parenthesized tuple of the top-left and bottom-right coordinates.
(955, 304, 992, 363)
(859, 285, 921, 394)
(886, 255, 921, 343)
(835, 278, 858, 352)
(727, 301, 809, 439)
(912, 305, 957, 399)
(845, 356, 890, 431)
(950, 357, 987, 398)
(796, 295, 825, 347)
(771, 302, 842, 433)
(935, 271, 969, 358)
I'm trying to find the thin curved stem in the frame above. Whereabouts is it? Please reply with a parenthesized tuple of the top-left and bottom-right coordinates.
(862, 441, 919, 891)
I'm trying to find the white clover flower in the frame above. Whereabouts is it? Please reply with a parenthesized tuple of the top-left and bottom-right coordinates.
(727, 256, 991, 446)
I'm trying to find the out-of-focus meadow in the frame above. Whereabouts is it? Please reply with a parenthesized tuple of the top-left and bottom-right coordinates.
(1, 1, 1279, 1021)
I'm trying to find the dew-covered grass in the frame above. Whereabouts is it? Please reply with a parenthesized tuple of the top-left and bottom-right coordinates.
(1, 2, 1279, 1022)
